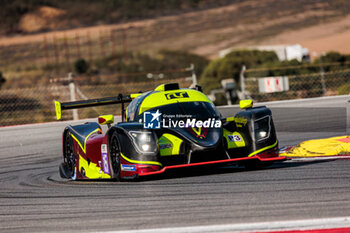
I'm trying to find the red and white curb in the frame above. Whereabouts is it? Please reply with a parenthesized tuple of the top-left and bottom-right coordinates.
(96, 217, 350, 233)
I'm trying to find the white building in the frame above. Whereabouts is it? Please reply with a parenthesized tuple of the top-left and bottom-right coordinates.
(219, 44, 310, 62)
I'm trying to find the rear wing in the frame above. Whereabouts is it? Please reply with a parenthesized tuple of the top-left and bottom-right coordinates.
(54, 94, 132, 121)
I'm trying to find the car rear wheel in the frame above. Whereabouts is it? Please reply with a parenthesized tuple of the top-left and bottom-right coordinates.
(110, 132, 121, 181)
(62, 131, 76, 179)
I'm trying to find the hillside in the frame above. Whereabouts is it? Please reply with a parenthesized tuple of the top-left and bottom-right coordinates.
(0, 0, 234, 35)
(0, 0, 350, 80)
(1, 0, 350, 56)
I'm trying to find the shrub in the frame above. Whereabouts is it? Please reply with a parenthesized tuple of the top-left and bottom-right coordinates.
(337, 83, 350, 95)
(74, 58, 89, 74)
(0, 71, 6, 89)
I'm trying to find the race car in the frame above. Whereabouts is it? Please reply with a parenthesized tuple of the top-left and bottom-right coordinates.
(55, 83, 285, 181)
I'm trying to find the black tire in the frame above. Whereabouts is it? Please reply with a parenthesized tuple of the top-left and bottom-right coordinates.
(59, 163, 71, 179)
(63, 131, 76, 179)
(109, 132, 121, 181)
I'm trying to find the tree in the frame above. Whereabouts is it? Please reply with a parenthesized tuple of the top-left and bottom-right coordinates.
(313, 51, 350, 72)
(0, 72, 6, 89)
(74, 58, 89, 74)
(200, 50, 279, 93)
(158, 50, 209, 77)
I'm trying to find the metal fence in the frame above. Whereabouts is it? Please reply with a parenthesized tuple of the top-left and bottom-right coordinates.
(0, 77, 192, 126)
(1, 69, 349, 126)
(1, 28, 140, 72)
(244, 69, 350, 102)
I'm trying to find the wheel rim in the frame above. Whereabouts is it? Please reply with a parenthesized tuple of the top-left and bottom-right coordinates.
(64, 133, 76, 177)
(110, 134, 121, 177)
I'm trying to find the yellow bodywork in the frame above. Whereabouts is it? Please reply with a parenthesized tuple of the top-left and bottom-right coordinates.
(240, 99, 253, 109)
(130, 93, 142, 99)
(281, 136, 350, 157)
(226, 117, 235, 122)
(223, 129, 246, 149)
(225, 116, 248, 128)
(70, 128, 101, 154)
(120, 152, 162, 166)
(248, 140, 278, 157)
(79, 154, 111, 179)
(55, 101, 62, 120)
(154, 84, 167, 91)
(158, 133, 183, 156)
(98, 115, 114, 125)
(138, 89, 212, 114)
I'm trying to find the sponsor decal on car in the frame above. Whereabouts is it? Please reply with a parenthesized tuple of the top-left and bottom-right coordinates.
(228, 134, 242, 142)
(235, 117, 248, 127)
(101, 144, 109, 174)
(159, 143, 172, 149)
(121, 164, 137, 171)
(164, 91, 189, 100)
(101, 144, 107, 153)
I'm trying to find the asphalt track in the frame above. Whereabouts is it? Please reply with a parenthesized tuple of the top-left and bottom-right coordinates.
(0, 95, 349, 233)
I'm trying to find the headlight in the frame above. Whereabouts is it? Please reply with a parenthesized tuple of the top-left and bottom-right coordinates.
(128, 131, 157, 153)
(259, 131, 267, 138)
(254, 116, 270, 141)
(141, 144, 150, 151)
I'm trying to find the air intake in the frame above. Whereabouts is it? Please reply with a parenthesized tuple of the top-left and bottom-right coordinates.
(155, 83, 180, 91)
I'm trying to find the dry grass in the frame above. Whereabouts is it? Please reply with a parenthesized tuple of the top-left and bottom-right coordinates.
(0, 0, 350, 84)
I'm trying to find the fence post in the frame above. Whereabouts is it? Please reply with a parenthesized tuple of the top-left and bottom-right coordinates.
(53, 35, 59, 71)
(43, 36, 49, 66)
(75, 32, 81, 59)
(240, 65, 246, 99)
(68, 73, 79, 120)
(122, 29, 128, 60)
(320, 66, 326, 96)
(86, 31, 93, 62)
(186, 64, 197, 88)
(99, 30, 105, 58)
(347, 105, 350, 135)
(315, 52, 327, 96)
(63, 34, 70, 65)
(110, 29, 116, 56)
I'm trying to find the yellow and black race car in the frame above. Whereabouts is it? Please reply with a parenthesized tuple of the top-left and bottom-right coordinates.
(55, 83, 285, 181)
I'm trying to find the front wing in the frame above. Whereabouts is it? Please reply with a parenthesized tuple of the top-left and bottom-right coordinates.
(121, 155, 286, 178)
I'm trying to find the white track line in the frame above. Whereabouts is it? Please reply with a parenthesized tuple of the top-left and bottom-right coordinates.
(96, 217, 350, 233)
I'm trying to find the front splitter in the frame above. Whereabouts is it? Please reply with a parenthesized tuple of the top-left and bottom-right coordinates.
(138, 155, 286, 177)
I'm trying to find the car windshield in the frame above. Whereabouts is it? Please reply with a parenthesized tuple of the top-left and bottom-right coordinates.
(138, 101, 221, 120)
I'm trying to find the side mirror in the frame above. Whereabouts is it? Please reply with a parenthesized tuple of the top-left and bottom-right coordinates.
(194, 84, 203, 92)
(98, 115, 114, 128)
(240, 99, 253, 109)
(130, 93, 142, 99)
